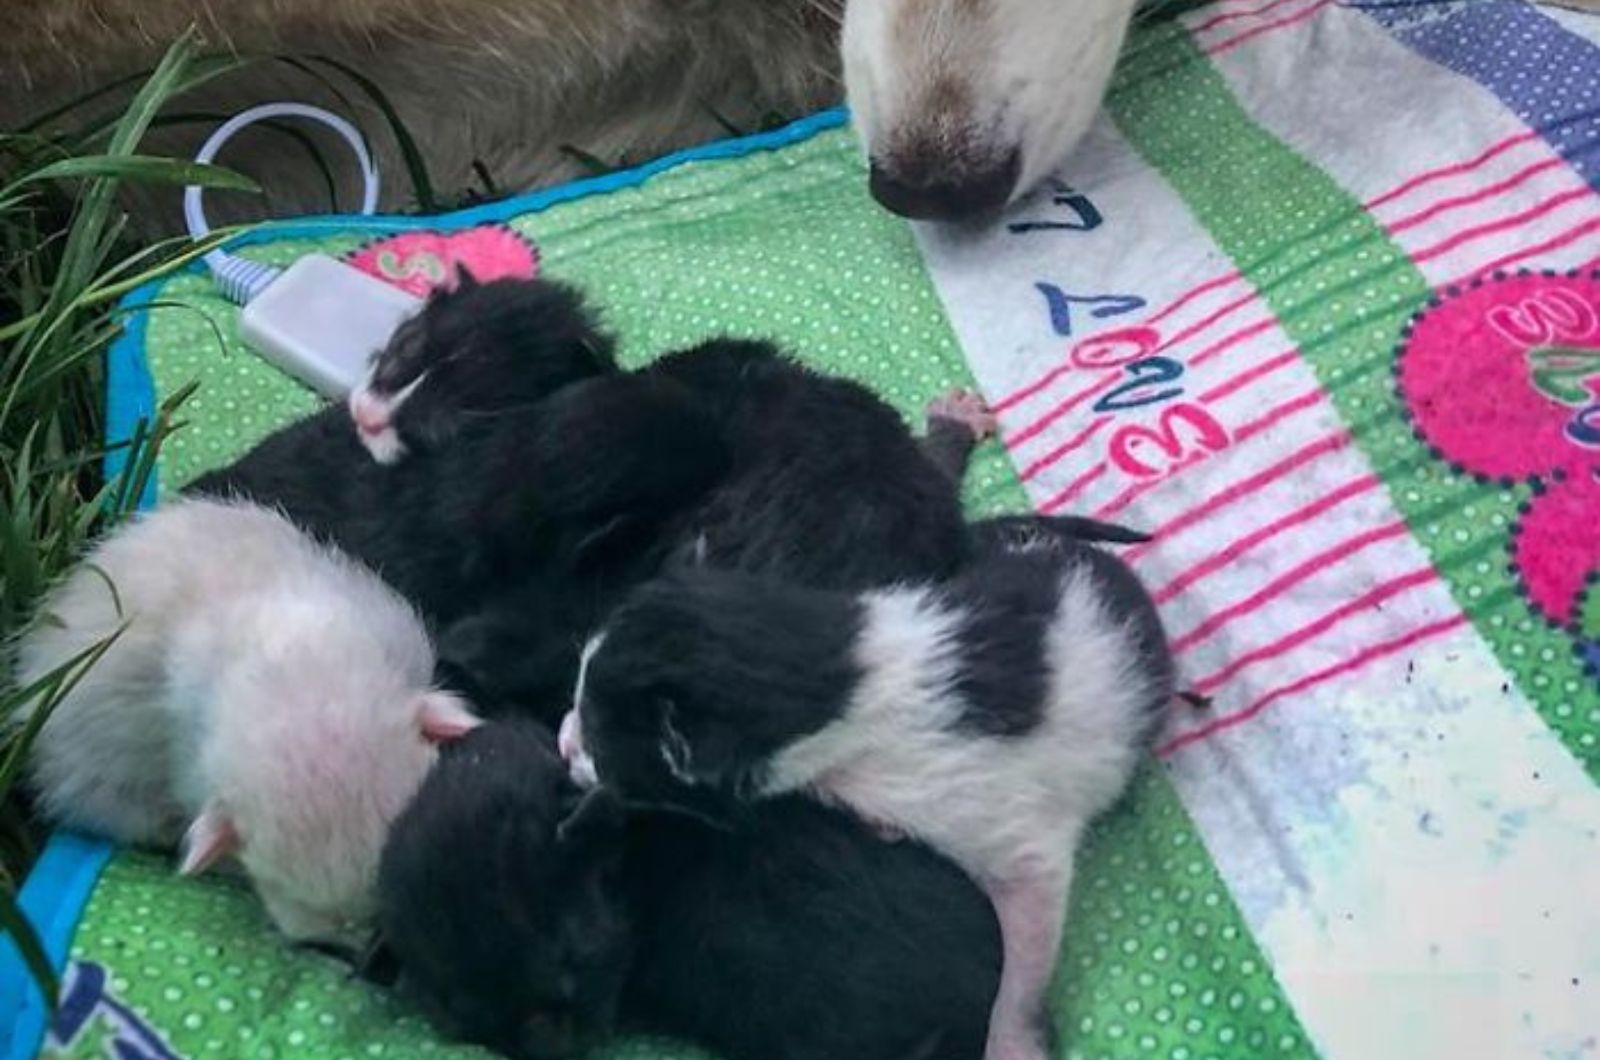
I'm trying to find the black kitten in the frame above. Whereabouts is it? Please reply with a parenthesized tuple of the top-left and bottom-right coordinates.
(378, 721, 631, 1059)
(432, 342, 993, 710)
(347, 274, 617, 464)
(189, 369, 729, 633)
(377, 720, 1001, 1060)
(564, 514, 1171, 1060)
(648, 339, 974, 589)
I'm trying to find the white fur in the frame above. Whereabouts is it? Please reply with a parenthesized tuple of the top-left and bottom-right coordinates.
(765, 564, 1158, 1060)
(843, 0, 1140, 204)
(10, 498, 471, 944)
(348, 371, 424, 464)
(4, 2, 1138, 233)
(561, 633, 605, 787)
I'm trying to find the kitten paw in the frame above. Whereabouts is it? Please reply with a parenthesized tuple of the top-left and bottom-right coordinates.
(927, 388, 998, 440)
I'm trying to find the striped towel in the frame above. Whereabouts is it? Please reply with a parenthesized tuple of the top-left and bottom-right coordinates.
(918, 1, 1600, 1057)
(3, 3, 1597, 1060)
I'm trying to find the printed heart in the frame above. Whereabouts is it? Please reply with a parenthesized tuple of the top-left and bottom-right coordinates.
(344, 225, 540, 298)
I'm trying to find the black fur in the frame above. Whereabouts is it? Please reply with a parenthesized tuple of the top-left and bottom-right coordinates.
(435, 339, 978, 710)
(378, 722, 631, 1060)
(968, 514, 1152, 550)
(189, 370, 729, 633)
(367, 276, 617, 456)
(949, 515, 1173, 740)
(584, 512, 1174, 794)
(378, 720, 1000, 1060)
(648, 340, 971, 590)
(582, 571, 862, 805)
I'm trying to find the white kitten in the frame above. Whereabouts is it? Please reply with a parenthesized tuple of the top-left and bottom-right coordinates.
(10, 498, 478, 944)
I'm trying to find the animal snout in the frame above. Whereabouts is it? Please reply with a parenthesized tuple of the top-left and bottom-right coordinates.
(558, 709, 598, 787)
(349, 389, 390, 436)
(868, 147, 1021, 222)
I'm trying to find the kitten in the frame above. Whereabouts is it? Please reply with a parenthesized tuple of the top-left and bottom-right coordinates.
(10, 498, 479, 944)
(565, 514, 1173, 1060)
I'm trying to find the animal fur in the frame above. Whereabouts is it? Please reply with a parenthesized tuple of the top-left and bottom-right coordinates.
(2, 0, 1147, 227)
(378, 718, 1001, 1060)
(0, 0, 841, 231)
(9, 498, 479, 944)
(187, 280, 730, 633)
(566, 514, 1173, 1060)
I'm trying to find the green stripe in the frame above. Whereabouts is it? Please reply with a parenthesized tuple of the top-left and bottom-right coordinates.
(1108, 30, 1600, 779)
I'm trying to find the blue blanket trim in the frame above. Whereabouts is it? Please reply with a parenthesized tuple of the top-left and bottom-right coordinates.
(1, 105, 849, 1060)
(0, 835, 117, 1060)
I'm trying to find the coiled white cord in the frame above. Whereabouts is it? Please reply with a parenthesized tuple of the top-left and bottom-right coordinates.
(184, 102, 381, 304)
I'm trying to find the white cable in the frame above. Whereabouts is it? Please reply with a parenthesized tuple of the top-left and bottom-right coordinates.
(185, 102, 381, 304)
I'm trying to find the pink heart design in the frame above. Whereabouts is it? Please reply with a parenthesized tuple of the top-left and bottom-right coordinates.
(344, 225, 541, 298)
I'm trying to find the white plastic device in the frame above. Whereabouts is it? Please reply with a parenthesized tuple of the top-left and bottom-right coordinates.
(186, 103, 423, 397)
(238, 254, 423, 398)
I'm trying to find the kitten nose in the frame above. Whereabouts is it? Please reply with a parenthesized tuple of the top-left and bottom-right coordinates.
(869, 148, 1021, 221)
(349, 390, 390, 435)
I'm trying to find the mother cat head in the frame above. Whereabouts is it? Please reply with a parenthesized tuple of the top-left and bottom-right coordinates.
(844, 0, 1140, 221)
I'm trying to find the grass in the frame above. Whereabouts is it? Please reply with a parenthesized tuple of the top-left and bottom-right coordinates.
(0, 26, 740, 1014)
(0, 32, 264, 1008)
(0, 28, 799, 1015)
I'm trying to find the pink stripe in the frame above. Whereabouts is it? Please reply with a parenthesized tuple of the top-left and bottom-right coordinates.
(1151, 289, 1261, 356)
(1015, 165, 1573, 431)
(1204, 0, 1334, 56)
(1093, 387, 1324, 519)
(1190, 0, 1314, 35)
(1169, 521, 1410, 655)
(1232, 387, 1324, 443)
(1365, 130, 1538, 211)
(997, 132, 1545, 412)
(1013, 184, 1584, 442)
(1151, 474, 1380, 605)
(1093, 453, 1209, 520)
(1197, 349, 1300, 403)
(1191, 567, 1440, 694)
(1386, 157, 1567, 236)
(1413, 187, 1594, 265)
(993, 361, 1080, 415)
(1147, 270, 1246, 327)
(1157, 614, 1469, 756)
(1465, 215, 1600, 279)
(1038, 462, 1107, 514)
(1003, 373, 1120, 449)
(1026, 350, 1315, 485)
(1123, 431, 1350, 563)
(1019, 416, 1112, 482)
(1188, 317, 1278, 367)
(994, 270, 1246, 412)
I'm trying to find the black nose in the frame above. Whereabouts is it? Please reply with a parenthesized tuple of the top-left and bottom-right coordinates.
(869, 148, 1021, 221)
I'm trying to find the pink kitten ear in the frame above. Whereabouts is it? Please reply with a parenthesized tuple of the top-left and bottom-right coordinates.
(178, 808, 238, 876)
(416, 691, 482, 744)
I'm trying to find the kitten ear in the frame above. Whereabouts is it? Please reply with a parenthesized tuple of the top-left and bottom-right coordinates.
(416, 691, 482, 744)
(452, 264, 480, 291)
(178, 807, 238, 876)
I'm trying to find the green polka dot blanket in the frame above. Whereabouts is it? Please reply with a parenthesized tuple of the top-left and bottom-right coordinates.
(5, 3, 1600, 1058)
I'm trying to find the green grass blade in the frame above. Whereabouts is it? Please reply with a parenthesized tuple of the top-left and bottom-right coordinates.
(11, 156, 260, 195)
